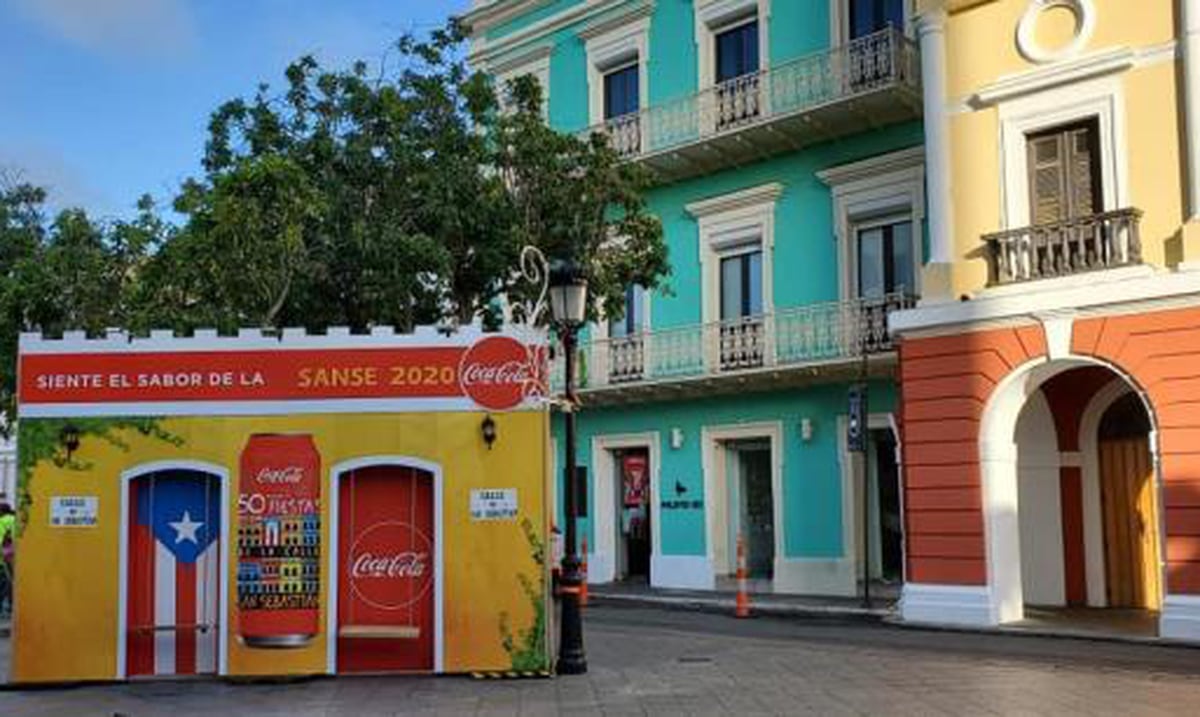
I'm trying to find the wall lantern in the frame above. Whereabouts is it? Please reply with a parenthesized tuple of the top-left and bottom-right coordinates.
(799, 418, 813, 443)
(60, 423, 81, 460)
(481, 414, 498, 450)
(669, 427, 685, 450)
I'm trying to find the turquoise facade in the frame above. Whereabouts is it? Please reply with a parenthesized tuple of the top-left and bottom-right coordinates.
(552, 379, 897, 560)
(472, 0, 924, 593)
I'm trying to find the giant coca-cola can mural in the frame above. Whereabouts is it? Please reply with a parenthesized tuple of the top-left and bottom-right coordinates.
(236, 434, 322, 648)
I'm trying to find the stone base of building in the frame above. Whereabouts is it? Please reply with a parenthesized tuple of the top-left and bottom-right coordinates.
(1160, 595, 1200, 641)
(900, 584, 994, 626)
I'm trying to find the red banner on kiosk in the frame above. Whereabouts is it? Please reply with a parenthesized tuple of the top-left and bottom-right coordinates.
(236, 434, 322, 648)
(19, 335, 547, 412)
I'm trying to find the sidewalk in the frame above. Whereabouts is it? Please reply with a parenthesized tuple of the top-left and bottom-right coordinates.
(589, 581, 895, 621)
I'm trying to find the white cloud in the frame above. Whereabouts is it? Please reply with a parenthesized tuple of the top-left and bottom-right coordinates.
(0, 143, 116, 217)
(11, 0, 196, 59)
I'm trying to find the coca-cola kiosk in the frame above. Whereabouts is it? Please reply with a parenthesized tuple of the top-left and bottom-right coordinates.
(11, 325, 552, 684)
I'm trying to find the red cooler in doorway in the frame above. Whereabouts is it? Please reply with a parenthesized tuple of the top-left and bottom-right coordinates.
(236, 434, 322, 647)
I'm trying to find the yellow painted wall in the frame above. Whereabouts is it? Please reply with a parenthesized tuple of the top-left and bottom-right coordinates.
(925, 0, 1190, 297)
(942, 0, 1176, 100)
(12, 410, 550, 683)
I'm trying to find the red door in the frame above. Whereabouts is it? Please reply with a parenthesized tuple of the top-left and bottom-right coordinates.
(337, 465, 435, 672)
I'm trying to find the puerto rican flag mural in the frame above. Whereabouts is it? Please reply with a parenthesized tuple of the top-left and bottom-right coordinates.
(127, 471, 221, 676)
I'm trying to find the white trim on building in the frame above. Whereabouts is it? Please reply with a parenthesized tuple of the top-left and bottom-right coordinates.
(818, 147, 926, 302)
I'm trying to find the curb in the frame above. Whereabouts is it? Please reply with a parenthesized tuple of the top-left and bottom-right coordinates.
(883, 615, 1200, 650)
(589, 592, 892, 623)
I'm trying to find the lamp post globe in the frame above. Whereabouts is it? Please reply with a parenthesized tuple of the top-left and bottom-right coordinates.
(549, 258, 588, 675)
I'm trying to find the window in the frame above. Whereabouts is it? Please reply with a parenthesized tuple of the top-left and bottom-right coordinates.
(720, 249, 763, 320)
(1026, 119, 1102, 225)
(713, 19, 761, 129)
(849, 0, 904, 39)
(856, 220, 913, 298)
(608, 285, 645, 337)
(715, 20, 759, 82)
(603, 64, 639, 120)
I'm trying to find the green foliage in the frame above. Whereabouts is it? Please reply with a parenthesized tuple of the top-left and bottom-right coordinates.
(15, 417, 182, 535)
(0, 176, 167, 428)
(499, 517, 549, 672)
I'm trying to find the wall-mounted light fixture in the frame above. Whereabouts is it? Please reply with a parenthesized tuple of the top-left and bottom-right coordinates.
(799, 418, 813, 443)
(481, 414, 497, 450)
(669, 427, 684, 450)
(60, 423, 81, 460)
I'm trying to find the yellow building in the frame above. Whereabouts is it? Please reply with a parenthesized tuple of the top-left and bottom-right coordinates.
(893, 0, 1200, 640)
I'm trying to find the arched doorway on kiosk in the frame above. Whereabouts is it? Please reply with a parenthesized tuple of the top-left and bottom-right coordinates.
(125, 468, 223, 678)
(335, 464, 436, 673)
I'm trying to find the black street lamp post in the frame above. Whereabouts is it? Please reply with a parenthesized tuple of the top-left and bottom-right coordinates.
(549, 259, 588, 676)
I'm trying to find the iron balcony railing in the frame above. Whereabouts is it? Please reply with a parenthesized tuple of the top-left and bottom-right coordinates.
(984, 208, 1143, 287)
(551, 292, 916, 392)
(583, 27, 920, 160)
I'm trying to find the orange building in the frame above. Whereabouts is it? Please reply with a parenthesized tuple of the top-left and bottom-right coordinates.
(893, 0, 1200, 639)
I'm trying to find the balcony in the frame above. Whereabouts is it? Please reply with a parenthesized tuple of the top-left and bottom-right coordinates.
(583, 28, 922, 182)
(552, 293, 916, 405)
(984, 208, 1143, 287)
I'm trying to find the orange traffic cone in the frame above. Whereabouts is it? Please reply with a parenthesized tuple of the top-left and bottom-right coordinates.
(735, 533, 750, 618)
(580, 536, 589, 607)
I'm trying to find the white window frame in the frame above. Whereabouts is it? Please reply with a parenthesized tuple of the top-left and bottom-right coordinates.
(997, 74, 1128, 232)
(817, 147, 925, 301)
(583, 16, 650, 128)
(830, 0, 914, 47)
(694, 0, 771, 91)
(685, 182, 782, 325)
(491, 45, 552, 119)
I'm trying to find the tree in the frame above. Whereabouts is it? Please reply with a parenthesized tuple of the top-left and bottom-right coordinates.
(0, 178, 158, 428)
(0, 21, 671, 424)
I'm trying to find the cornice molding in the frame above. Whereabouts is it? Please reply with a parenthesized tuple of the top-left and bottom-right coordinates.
(577, 0, 654, 41)
(971, 47, 1136, 107)
(460, 0, 552, 36)
(468, 0, 626, 67)
(489, 44, 553, 76)
(685, 183, 784, 219)
(816, 147, 925, 188)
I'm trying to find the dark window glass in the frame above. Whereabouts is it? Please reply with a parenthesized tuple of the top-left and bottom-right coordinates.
(720, 250, 763, 320)
(608, 285, 645, 338)
(850, 0, 905, 39)
(603, 64, 639, 119)
(857, 220, 914, 298)
(715, 20, 759, 82)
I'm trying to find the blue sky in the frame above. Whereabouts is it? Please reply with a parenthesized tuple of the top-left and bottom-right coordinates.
(1, 0, 467, 220)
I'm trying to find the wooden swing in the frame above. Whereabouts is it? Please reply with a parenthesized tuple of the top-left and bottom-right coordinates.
(339, 467, 421, 640)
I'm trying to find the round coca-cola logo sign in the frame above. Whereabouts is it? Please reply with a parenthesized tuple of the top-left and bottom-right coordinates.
(459, 335, 545, 411)
(347, 521, 433, 611)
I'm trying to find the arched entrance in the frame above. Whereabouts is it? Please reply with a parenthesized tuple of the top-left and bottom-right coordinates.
(982, 358, 1163, 630)
(121, 464, 226, 678)
(327, 457, 444, 674)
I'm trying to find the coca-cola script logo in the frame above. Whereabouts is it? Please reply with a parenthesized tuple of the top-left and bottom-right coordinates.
(255, 465, 305, 484)
(459, 335, 546, 411)
(347, 521, 433, 611)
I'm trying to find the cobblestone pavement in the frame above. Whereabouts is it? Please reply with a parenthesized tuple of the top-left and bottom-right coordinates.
(4, 605, 1200, 716)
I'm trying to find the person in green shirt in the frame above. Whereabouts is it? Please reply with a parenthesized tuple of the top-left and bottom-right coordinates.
(0, 501, 13, 618)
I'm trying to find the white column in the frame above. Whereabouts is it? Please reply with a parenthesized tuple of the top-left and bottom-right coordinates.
(1184, 0, 1200, 221)
(918, 9, 954, 264)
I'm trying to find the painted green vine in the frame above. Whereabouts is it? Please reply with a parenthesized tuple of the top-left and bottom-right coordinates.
(498, 517, 548, 672)
(15, 417, 183, 535)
